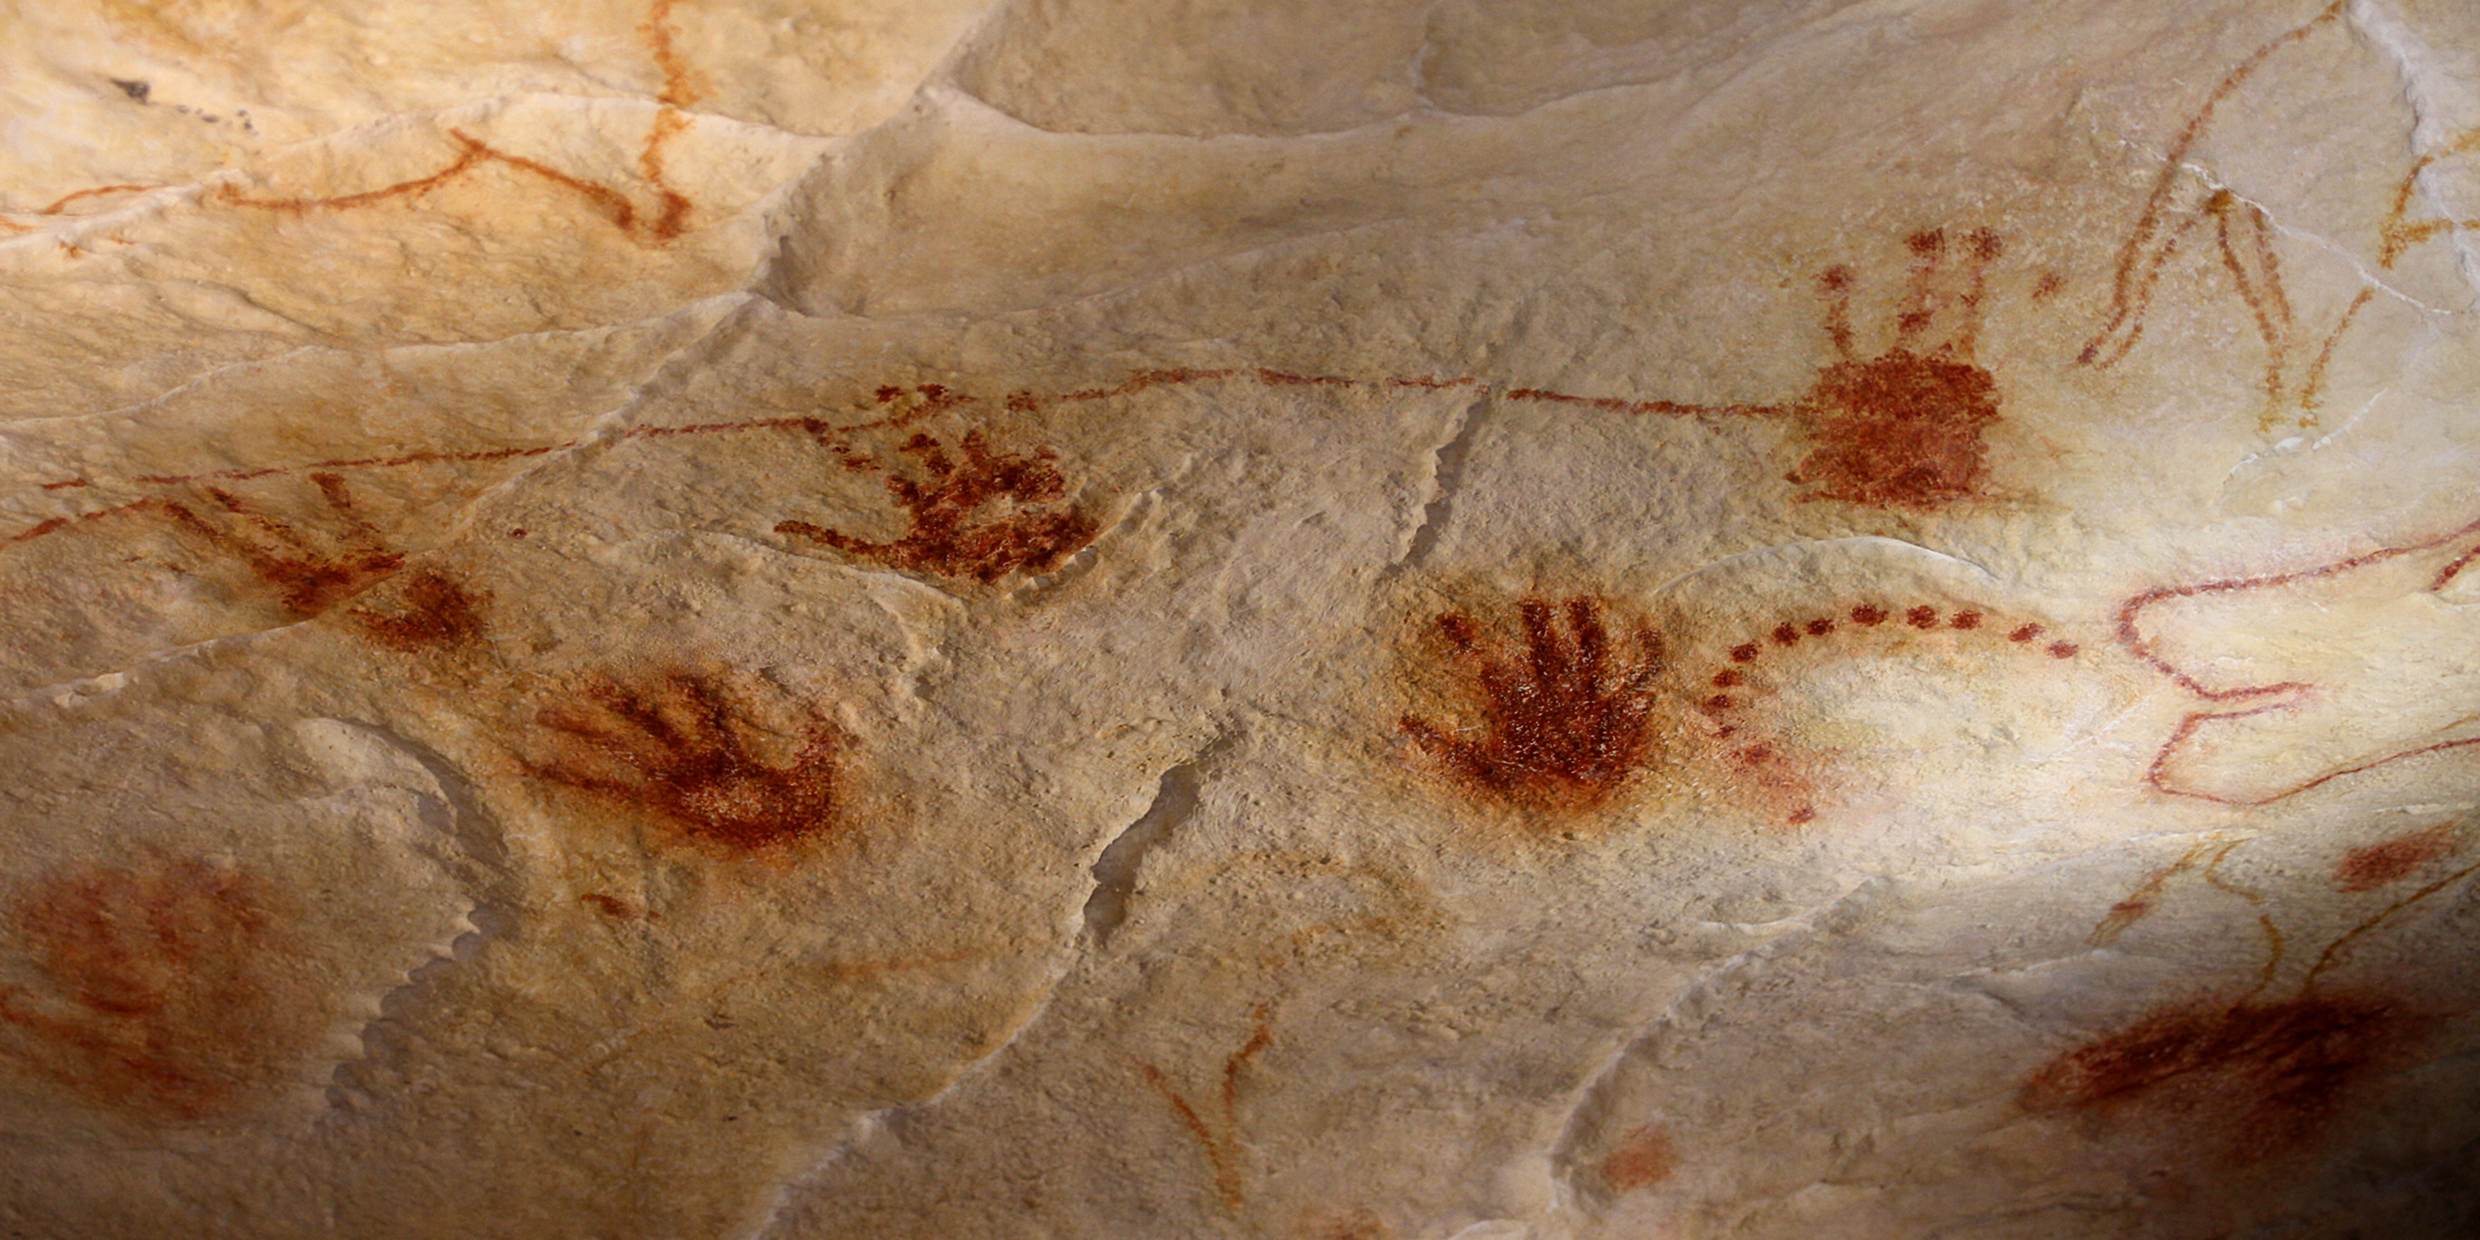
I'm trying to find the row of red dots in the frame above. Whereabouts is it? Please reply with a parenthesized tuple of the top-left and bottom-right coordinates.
(1704, 603, 2079, 715)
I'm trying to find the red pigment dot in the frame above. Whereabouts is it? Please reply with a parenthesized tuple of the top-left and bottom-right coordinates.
(1788, 807, 1816, 824)
(2008, 623, 2042, 642)
(1951, 611, 1982, 630)
(1731, 644, 1760, 663)
(1740, 745, 1774, 764)
(1906, 606, 1939, 628)
(1705, 694, 1736, 711)
(1852, 605, 1887, 626)
(508, 528, 528, 539)
(2047, 641, 2078, 658)
(1714, 725, 1737, 738)
(874, 385, 903, 402)
(1771, 623, 1800, 646)
(1713, 670, 1743, 688)
(1805, 618, 1834, 636)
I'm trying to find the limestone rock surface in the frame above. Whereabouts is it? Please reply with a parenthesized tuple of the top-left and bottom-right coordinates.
(3, 2, 2480, 1238)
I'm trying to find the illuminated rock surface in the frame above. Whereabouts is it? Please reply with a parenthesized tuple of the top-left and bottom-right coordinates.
(2, 2, 2478, 1237)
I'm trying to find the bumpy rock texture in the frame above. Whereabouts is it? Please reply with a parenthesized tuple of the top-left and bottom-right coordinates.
(3, 2, 2479, 1237)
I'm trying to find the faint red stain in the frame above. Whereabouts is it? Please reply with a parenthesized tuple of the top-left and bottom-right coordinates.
(776, 428, 1099, 584)
(1290, 1206, 1389, 1240)
(2020, 990, 2421, 1167)
(1784, 228, 2005, 511)
(2335, 825, 2456, 893)
(1599, 1124, 1677, 1191)
(0, 855, 313, 1121)
(1398, 596, 1665, 815)
(640, 0, 708, 107)
(1136, 1005, 1275, 1213)
(577, 892, 642, 920)
(348, 569, 487, 652)
(528, 670, 842, 854)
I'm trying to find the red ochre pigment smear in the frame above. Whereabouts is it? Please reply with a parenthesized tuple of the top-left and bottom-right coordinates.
(148, 472, 406, 616)
(1135, 1004, 1275, 1213)
(2039, 831, 2480, 1171)
(135, 472, 487, 651)
(1398, 596, 1666, 816)
(526, 669, 842, 854)
(1500, 227, 2016, 512)
(776, 426, 1099, 584)
(1700, 599, 2079, 824)
(2335, 824, 2456, 893)
(0, 854, 315, 1121)
(2117, 510, 2480, 806)
(2019, 989, 2421, 1168)
(1783, 228, 2006, 510)
(1289, 1206, 1390, 1240)
(348, 569, 487, 652)
(1599, 1124, 1678, 1192)
(641, 0, 708, 109)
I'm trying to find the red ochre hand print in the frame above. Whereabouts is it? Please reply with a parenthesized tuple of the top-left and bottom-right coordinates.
(140, 472, 484, 651)
(2019, 989, 2419, 1168)
(2033, 830, 2478, 1173)
(1397, 596, 1666, 815)
(0, 855, 316, 1121)
(2118, 513, 2480, 807)
(1698, 599, 2079, 824)
(1501, 226, 2019, 513)
(526, 670, 841, 854)
(776, 419, 1100, 584)
(1782, 227, 2007, 510)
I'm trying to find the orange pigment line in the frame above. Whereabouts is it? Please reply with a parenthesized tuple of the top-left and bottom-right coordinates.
(637, 107, 695, 240)
(10, 367, 1737, 548)
(2298, 286, 2373, 415)
(39, 184, 154, 215)
(2080, 0, 2347, 367)
(217, 138, 489, 213)
(642, 0, 703, 107)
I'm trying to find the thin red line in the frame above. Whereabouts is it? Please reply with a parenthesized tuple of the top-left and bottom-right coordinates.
(5, 368, 1722, 548)
(2121, 510, 2480, 804)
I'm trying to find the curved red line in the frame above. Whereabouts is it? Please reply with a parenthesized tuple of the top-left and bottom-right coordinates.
(2123, 509, 2480, 803)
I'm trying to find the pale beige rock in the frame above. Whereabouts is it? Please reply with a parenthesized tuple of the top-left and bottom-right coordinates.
(2, 2, 2479, 1239)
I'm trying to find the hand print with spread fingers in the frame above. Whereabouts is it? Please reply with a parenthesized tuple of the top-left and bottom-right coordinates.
(776, 423, 1099, 584)
(1781, 227, 2007, 511)
(526, 670, 842, 854)
(2025, 825, 2480, 1170)
(147, 472, 405, 618)
(0, 854, 317, 1121)
(140, 471, 484, 651)
(2119, 514, 2480, 807)
(1398, 596, 1665, 815)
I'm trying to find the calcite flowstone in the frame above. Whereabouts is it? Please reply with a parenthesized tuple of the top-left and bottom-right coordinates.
(3, 1, 2478, 1238)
